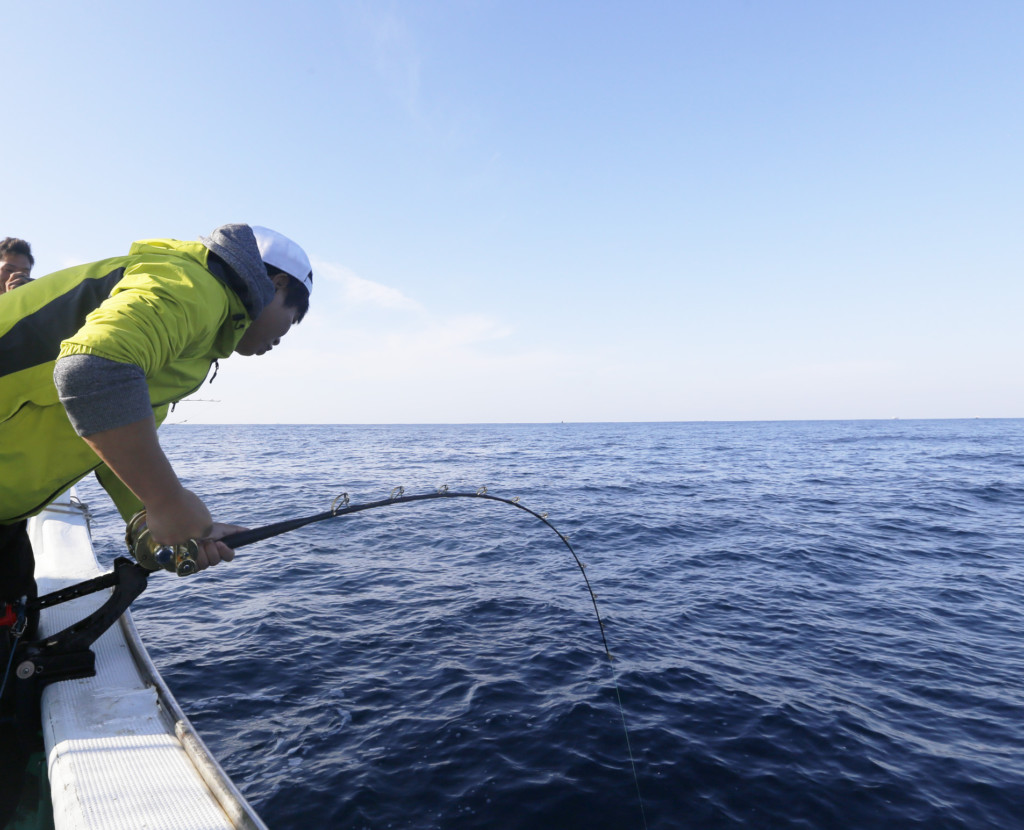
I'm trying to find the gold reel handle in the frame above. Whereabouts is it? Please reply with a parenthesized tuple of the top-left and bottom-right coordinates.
(125, 511, 200, 577)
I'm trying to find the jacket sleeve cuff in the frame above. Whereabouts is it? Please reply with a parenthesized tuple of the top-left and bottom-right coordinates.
(54, 354, 152, 437)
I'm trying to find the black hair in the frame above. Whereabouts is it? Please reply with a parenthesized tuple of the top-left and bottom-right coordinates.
(266, 264, 310, 322)
(0, 237, 33, 267)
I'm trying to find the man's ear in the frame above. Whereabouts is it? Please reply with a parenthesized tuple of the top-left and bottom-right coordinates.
(271, 273, 290, 292)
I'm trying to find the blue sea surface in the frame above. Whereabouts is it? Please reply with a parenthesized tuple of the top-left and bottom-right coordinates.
(77, 420, 1024, 829)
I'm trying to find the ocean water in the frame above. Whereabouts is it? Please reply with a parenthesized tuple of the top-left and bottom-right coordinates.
(76, 420, 1024, 829)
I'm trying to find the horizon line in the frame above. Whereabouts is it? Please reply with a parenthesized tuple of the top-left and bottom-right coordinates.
(161, 416, 1024, 427)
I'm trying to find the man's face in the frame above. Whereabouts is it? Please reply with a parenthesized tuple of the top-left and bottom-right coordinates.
(0, 253, 32, 294)
(234, 282, 300, 356)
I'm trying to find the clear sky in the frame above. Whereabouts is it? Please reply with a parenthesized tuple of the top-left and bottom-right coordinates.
(5, 1, 1023, 423)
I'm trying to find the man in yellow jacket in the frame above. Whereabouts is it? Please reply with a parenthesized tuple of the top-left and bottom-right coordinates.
(0, 223, 313, 633)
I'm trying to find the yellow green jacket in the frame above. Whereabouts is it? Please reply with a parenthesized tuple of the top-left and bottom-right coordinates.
(0, 236, 254, 523)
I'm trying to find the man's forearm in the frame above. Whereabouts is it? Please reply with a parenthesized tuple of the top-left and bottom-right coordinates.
(81, 416, 183, 509)
(54, 354, 214, 545)
(82, 417, 213, 544)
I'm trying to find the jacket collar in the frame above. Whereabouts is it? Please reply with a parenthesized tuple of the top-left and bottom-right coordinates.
(199, 224, 275, 320)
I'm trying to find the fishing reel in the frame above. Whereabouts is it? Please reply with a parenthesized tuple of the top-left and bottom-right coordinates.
(125, 511, 200, 577)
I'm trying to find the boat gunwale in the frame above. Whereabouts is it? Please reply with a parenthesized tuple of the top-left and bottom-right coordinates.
(117, 609, 268, 830)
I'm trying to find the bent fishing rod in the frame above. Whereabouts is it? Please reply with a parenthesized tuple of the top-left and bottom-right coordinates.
(127, 485, 613, 660)
(16, 486, 648, 828)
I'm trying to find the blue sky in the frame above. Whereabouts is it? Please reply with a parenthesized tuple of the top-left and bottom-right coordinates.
(6, 1, 1023, 423)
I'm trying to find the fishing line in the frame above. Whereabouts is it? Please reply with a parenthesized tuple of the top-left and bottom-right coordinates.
(216, 486, 649, 829)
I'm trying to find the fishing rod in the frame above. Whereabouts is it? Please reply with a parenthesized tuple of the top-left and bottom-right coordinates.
(129, 484, 648, 827)
(128, 485, 614, 656)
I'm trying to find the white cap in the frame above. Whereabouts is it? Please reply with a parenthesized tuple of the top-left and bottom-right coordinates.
(251, 226, 313, 295)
